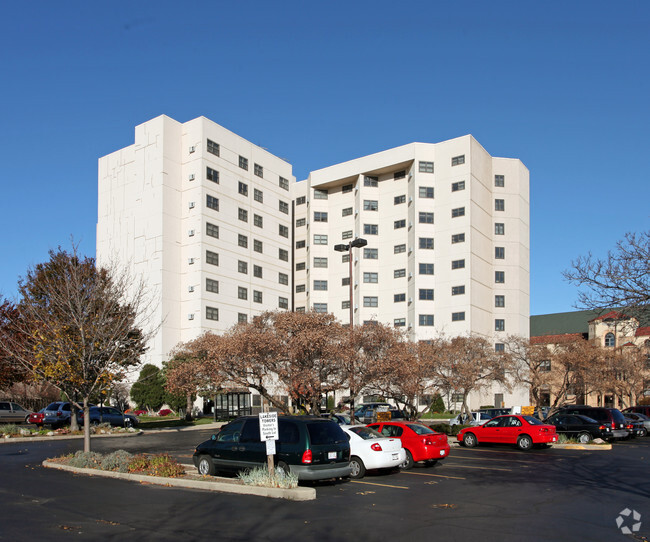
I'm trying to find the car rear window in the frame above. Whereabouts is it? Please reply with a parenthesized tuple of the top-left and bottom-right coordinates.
(522, 416, 543, 425)
(406, 423, 435, 435)
(45, 403, 61, 411)
(349, 426, 383, 440)
(609, 409, 626, 423)
(307, 422, 347, 445)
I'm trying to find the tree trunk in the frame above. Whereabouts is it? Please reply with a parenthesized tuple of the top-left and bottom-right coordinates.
(83, 397, 91, 452)
(185, 393, 193, 421)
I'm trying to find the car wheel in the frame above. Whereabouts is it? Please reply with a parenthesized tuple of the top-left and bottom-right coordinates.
(577, 432, 592, 444)
(400, 450, 414, 470)
(517, 435, 533, 451)
(124, 419, 133, 429)
(639, 428, 648, 438)
(463, 433, 478, 448)
(349, 456, 366, 479)
(197, 455, 215, 476)
(276, 461, 290, 476)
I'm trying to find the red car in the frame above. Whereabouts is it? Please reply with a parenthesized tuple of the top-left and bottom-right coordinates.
(28, 410, 45, 427)
(367, 421, 450, 469)
(457, 414, 558, 451)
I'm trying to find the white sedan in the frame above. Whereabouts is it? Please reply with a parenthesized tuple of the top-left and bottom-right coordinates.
(341, 425, 406, 479)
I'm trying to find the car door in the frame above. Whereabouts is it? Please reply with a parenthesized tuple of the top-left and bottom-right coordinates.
(0, 402, 11, 423)
(237, 419, 265, 469)
(479, 417, 506, 443)
(498, 416, 524, 444)
(211, 420, 245, 470)
(9, 403, 28, 423)
(102, 407, 124, 426)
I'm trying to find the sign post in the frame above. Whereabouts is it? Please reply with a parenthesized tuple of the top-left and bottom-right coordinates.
(259, 412, 279, 476)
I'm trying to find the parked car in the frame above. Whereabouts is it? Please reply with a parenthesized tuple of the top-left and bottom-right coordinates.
(43, 402, 93, 428)
(341, 426, 406, 479)
(543, 413, 612, 443)
(78, 406, 139, 428)
(457, 415, 558, 451)
(623, 406, 650, 418)
(0, 402, 32, 424)
(558, 406, 628, 440)
(479, 408, 511, 418)
(193, 416, 351, 481)
(623, 415, 646, 438)
(353, 403, 392, 423)
(366, 421, 450, 469)
(449, 411, 492, 427)
(28, 408, 46, 427)
(623, 412, 650, 436)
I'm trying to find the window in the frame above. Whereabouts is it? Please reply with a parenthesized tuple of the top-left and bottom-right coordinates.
(419, 237, 434, 250)
(495, 199, 505, 211)
(605, 333, 616, 347)
(254, 214, 263, 228)
(279, 200, 289, 214)
(342, 184, 353, 193)
(452, 233, 466, 244)
(342, 277, 350, 286)
(452, 285, 465, 295)
(419, 263, 434, 275)
(364, 248, 378, 259)
(363, 296, 378, 307)
(364, 176, 378, 187)
(207, 195, 219, 211)
(495, 247, 505, 259)
(206, 250, 219, 266)
(296, 307, 306, 313)
(363, 272, 378, 283)
(296, 240, 306, 249)
(296, 196, 306, 205)
(238, 313, 248, 323)
(279, 225, 289, 238)
(495, 295, 505, 307)
(296, 262, 306, 271)
(394, 195, 406, 205)
(394, 268, 406, 278)
(238, 260, 248, 274)
(314, 211, 328, 222)
(253, 290, 262, 303)
(495, 343, 505, 353)
(451, 155, 465, 166)
(495, 174, 505, 187)
(279, 297, 289, 309)
(279, 249, 288, 261)
(419, 161, 434, 173)
(313, 189, 328, 200)
(206, 166, 219, 183)
(206, 222, 219, 239)
(313, 257, 328, 268)
(419, 212, 434, 224)
(238, 234, 248, 248)
(279, 176, 289, 190)
(394, 293, 406, 302)
(254, 239, 263, 253)
(452, 259, 465, 269)
(296, 218, 306, 228)
(254, 188, 263, 203)
(253, 265, 262, 278)
(296, 284, 305, 293)
(394, 170, 406, 180)
(342, 300, 350, 309)
(238, 208, 248, 222)
(275, 272, 288, 286)
(419, 186, 434, 198)
(364, 224, 379, 235)
(206, 306, 219, 321)
(206, 278, 219, 293)
(540, 360, 551, 372)
(207, 139, 220, 156)
(394, 219, 406, 229)
(419, 314, 434, 326)
(495, 223, 505, 235)
(341, 254, 349, 263)
(342, 207, 353, 217)
(495, 271, 505, 283)
(452, 312, 465, 321)
(452, 180, 465, 192)
(495, 319, 505, 332)
(313, 303, 328, 313)
(254, 163, 263, 177)
(419, 289, 434, 300)
(394, 244, 406, 254)
(238, 181, 248, 196)
(313, 234, 328, 245)
(394, 318, 406, 327)
(363, 200, 378, 211)
(452, 207, 465, 218)
(238, 287, 248, 300)
(342, 230, 353, 240)
(239, 156, 248, 170)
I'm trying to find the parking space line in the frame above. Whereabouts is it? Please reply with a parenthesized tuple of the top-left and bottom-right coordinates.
(443, 463, 512, 471)
(449, 454, 536, 464)
(350, 480, 409, 489)
(402, 472, 466, 480)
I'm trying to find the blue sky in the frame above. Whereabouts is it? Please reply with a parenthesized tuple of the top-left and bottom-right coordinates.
(0, 1, 648, 315)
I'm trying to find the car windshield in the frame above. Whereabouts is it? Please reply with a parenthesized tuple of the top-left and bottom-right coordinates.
(349, 426, 383, 439)
(406, 423, 435, 435)
(522, 416, 544, 425)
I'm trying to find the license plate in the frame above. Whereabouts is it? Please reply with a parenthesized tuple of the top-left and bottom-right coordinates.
(392, 453, 398, 460)
(440, 450, 446, 456)
(328, 452, 337, 459)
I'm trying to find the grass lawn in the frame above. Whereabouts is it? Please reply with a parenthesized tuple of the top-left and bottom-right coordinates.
(418, 411, 455, 419)
(137, 416, 220, 430)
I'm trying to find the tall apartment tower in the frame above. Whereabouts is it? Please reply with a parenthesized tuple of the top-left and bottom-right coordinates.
(97, 115, 295, 367)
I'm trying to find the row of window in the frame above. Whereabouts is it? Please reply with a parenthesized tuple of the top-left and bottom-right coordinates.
(203, 295, 290, 322)
(205, 195, 289, 225)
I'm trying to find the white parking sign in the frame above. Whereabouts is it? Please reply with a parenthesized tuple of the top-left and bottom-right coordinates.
(259, 412, 279, 442)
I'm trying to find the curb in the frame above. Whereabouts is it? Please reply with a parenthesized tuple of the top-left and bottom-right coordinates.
(0, 430, 143, 445)
(450, 440, 612, 450)
(42, 460, 316, 501)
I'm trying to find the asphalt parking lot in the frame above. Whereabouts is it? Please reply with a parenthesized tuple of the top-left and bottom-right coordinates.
(1, 429, 649, 541)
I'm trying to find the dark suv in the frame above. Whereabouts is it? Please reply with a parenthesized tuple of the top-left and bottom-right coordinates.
(193, 416, 351, 481)
(623, 406, 650, 417)
(557, 406, 627, 440)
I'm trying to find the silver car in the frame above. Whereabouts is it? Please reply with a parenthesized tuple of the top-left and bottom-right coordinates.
(0, 402, 32, 424)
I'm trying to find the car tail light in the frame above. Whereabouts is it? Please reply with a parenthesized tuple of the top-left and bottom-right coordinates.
(423, 438, 434, 445)
(540, 427, 549, 433)
(611, 421, 616, 429)
(599, 425, 607, 431)
(301, 449, 312, 464)
(370, 443, 383, 452)
(56, 411, 62, 417)
(626, 424, 633, 430)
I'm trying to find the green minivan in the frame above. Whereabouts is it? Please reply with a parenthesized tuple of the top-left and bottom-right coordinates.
(193, 415, 351, 481)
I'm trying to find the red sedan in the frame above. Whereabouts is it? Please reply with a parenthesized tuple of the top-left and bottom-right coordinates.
(457, 414, 558, 451)
(367, 421, 450, 469)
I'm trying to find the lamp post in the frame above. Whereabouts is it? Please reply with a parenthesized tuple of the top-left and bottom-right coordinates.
(334, 237, 367, 423)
